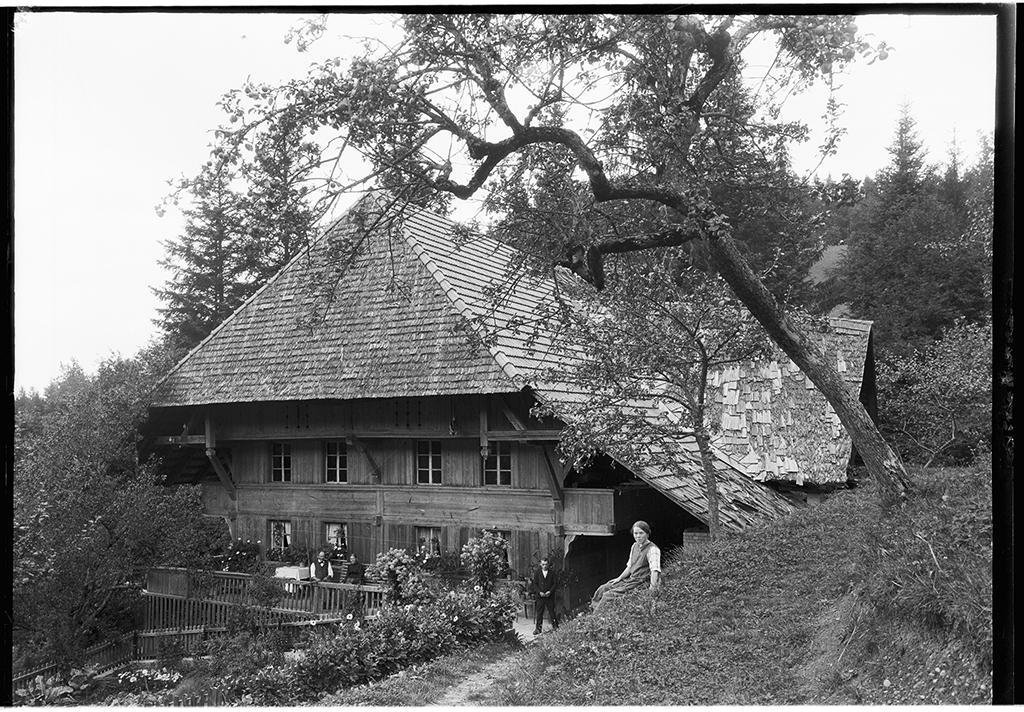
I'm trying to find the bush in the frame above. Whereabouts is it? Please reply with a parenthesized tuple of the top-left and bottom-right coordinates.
(14, 666, 104, 706)
(368, 548, 435, 605)
(221, 538, 262, 572)
(877, 320, 991, 466)
(460, 530, 510, 593)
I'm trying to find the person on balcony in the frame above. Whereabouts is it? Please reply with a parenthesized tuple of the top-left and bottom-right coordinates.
(310, 550, 334, 582)
(591, 520, 661, 612)
(345, 553, 365, 585)
(530, 557, 561, 635)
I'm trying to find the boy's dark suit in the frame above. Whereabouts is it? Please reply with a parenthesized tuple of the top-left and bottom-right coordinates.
(530, 564, 561, 634)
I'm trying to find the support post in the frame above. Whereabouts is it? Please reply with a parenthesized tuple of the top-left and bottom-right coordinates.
(204, 416, 236, 501)
(347, 436, 382, 480)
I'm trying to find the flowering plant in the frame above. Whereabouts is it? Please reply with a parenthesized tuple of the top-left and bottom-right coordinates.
(460, 530, 509, 593)
(222, 538, 261, 573)
(368, 548, 433, 604)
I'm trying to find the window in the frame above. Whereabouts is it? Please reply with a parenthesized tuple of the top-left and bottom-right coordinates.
(416, 440, 442, 484)
(268, 520, 292, 550)
(324, 441, 348, 483)
(415, 526, 442, 557)
(483, 442, 512, 486)
(325, 522, 348, 549)
(271, 443, 292, 482)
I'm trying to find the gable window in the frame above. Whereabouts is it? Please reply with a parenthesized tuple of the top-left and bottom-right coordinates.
(324, 441, 348, 483)
(271, 443, 292, 482)
(325, 522, 348, 550)
(416, 440, 442, 485)
(483, 442, 512, 486)
(268, 520, 292, 550)
(415, 526, 442, 557)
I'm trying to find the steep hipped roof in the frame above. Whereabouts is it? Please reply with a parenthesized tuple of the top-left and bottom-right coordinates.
(152, 196, 797, 530)
(151, 203, 516, 406)
(709, 319, 873, 486)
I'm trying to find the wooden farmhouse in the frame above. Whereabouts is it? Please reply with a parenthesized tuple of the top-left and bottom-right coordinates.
(142, 196, 877, 602)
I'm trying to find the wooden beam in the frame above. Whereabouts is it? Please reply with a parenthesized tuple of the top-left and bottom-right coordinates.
(153, 435, 206, 446)
(204, 416, 236, 501)
(486, 430, 561, 441)
(541, 444, 565, 509)
(479, 399, 489, 457)
(346, 436, 382, 480)
(499, 396, 528, 431)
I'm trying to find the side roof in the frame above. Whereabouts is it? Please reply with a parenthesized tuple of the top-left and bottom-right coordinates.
(709, 318, 873, 486)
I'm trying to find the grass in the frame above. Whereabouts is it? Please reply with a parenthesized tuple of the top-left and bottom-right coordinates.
(327, 460, 992, 705)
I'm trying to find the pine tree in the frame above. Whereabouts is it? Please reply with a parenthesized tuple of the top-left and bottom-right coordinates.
(836, 110, 990, 357)
(153, 161, 248, 353)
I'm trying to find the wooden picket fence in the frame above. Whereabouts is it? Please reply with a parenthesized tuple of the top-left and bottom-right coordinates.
(11, 632, 137, 692)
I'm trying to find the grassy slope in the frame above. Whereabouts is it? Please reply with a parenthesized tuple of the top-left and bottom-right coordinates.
(311, 462, 991, 706)
(486, 463, 990, 705)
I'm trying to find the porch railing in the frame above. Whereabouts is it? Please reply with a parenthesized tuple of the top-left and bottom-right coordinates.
(145, 567, 385, 620)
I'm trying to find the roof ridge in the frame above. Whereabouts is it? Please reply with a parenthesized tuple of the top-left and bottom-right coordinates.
(147, 196, 366, 399)
(401, 216, 526, 390)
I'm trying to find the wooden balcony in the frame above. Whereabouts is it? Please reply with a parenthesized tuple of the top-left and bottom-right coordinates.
(144, 567, 386, 629)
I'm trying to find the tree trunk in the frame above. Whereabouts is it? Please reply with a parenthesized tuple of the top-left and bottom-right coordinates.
(707, 233, 913, 505)
(693, 423, 721, 540)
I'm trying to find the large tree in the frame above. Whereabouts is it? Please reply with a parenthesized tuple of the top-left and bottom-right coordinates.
(12, 351, 226, 669)
(836, 111, 991, 356)
(202, 13, 913, 502)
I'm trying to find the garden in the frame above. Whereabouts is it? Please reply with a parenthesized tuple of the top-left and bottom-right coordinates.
(13, 531, 521, 706)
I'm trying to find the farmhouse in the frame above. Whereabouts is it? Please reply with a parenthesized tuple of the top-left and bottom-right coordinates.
(142, 195, 875, 602)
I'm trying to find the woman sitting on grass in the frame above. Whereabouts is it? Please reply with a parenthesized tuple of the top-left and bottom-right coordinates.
(591, 520, 661, 611)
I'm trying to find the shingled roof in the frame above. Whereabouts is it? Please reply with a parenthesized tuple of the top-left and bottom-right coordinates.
(708, 318, 873, 486)
(151, 202, 516, 406)
(152, 196, 804, 530)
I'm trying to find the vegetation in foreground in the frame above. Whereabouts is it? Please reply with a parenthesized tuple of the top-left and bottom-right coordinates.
(484, 462, 991, 705)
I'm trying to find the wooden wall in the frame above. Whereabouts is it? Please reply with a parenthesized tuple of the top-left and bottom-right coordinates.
(226, 437, 559, 489)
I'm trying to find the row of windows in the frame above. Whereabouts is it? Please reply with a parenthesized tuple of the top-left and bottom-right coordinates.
(269, 440, 513, 486)
(266, 519, 511, 556)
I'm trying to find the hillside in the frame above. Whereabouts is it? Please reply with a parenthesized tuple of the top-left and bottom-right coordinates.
(325, 461, 992, 705)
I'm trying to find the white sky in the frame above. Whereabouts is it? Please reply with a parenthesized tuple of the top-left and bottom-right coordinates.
(12, 11, 997, 393)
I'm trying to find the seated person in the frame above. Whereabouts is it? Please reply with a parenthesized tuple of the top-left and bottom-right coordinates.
(344, 553, 365, 584)
(309, 550, 334, 582)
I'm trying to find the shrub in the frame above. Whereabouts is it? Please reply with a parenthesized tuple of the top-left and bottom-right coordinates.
(368, 548, 435, 605)
(14, 666, 104, 706)
(221, 538, 262, 572)
(460, 530, 510, 593)
(877, 320, 992, 466)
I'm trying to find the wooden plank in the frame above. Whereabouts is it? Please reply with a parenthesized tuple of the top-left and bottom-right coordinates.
(153, 435, 206, 446)
(487, 430, 561, 440)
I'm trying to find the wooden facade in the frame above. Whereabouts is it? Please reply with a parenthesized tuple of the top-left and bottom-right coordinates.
(155, 393, 669, 579)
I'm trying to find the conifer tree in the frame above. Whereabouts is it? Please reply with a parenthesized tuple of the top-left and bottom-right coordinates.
(154, 160, 248, 354)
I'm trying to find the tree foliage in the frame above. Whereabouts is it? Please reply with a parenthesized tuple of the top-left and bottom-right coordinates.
(538, 257, 772, 537)
(155, 110, 318, 352)
(13, 349, 226, 669)
(876, 320, 992, 466)
(833, 110, 991, 356)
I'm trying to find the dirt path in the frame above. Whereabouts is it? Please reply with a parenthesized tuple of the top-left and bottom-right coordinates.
(433, 653, 515, 706)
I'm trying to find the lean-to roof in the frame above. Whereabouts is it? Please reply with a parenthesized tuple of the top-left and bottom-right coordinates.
(708, 319, 873, 486)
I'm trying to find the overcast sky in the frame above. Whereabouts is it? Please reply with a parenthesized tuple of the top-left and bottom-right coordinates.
(13, 11, 997, 393)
